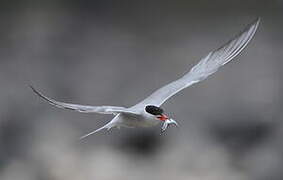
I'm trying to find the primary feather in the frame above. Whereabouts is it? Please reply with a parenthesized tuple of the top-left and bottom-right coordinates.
(132, 18, 260, 108)
(30, 85, 138, 115)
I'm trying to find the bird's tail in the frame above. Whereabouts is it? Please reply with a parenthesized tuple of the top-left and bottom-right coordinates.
(79, 121, 114, 140)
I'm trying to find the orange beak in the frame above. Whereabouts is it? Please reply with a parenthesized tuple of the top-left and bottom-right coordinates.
(157, 114, 169, 121)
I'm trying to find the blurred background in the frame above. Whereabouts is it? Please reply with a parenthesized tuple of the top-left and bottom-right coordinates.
(0, 0, 282, 179)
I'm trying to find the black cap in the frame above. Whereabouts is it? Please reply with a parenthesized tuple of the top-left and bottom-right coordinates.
(145, 105, 164, 116)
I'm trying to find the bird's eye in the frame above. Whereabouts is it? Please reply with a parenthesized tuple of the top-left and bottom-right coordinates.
(145, 105, 164, 115)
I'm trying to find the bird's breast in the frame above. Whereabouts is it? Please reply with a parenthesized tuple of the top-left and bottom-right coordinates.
(118, 113, 160, 128)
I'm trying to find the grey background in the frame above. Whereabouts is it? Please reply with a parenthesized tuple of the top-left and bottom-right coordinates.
(0, 0, 282, 179)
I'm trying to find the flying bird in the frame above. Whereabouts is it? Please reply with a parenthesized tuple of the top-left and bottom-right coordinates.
(30, 18, 260, 139)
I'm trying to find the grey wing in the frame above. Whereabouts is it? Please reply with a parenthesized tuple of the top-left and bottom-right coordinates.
(132, 18, 260, 108)
(30, 86, 138, 115)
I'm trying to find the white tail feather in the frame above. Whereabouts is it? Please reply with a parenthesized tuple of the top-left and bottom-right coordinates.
(79, 122, 113, 140)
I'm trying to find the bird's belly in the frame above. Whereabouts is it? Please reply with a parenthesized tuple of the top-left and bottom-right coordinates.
(119, 114, 159, 128)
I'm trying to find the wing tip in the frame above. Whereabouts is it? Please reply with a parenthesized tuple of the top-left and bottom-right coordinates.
(255, 17, 261, 24)
(252, 17, 261, 30)
(29, 84, 42, 98)
(246, 17, 260, 36)
(245, 17, 260, 46)
(29, 84, 56, 105)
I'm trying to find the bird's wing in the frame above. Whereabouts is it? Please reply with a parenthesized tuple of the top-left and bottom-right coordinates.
(30, 86, 139, 115)
(132, 18, 260, 108)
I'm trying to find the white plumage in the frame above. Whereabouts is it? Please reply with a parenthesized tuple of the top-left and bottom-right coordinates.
(31, 18, 260, 139)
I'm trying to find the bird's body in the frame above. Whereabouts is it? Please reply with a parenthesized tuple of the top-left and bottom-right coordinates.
(116, 113, 160, 128)
(31, 18, 260, 139)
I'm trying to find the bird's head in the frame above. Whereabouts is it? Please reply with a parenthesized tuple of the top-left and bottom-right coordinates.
(145, 105, 178, 132)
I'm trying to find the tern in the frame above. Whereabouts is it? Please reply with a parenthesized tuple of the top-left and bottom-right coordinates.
(31, 18, 260, 139)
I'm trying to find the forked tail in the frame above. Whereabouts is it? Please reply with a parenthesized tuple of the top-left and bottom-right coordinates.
(79, 121, 114, 140)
